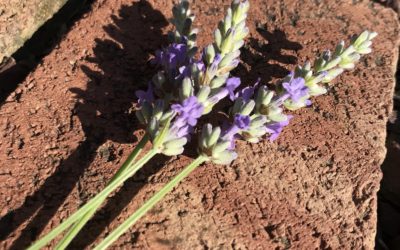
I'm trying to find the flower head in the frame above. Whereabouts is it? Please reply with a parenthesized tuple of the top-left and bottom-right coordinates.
(234, 113, 251, 130)
(154, 43, 189, 70)
(135, 84, 154, 106)
(226, 77, 241, 101)
(171, 96, 204, 137)
(208, 54, 223, 75)
(265, 115, 293, 141)
(236, 78, 260, 101)
(282, 75, 309, 103)
(194, 60, 206, 72)
(222, 114, 251, 149)
(172, 96, 204, 126)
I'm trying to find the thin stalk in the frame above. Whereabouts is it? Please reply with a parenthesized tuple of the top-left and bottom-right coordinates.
(94, 156, 207, 250)
(55, 134, 150, 250)
(28, 148, 158, 250)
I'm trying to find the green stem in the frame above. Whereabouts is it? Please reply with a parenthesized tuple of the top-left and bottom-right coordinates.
(28, 147, 158, 250)
(94, 156, 207, 250)
(55, 134, 150, 250)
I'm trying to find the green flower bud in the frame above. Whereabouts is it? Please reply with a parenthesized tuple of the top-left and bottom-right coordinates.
(304, 61, 312, 71)
(162, 146, 184, 156)
(212, 150, 237, 165)
(262, 91, 274, 106)
(306, 72, 326, 86)
(197, 86, 211, 103)
(356, 47, 372, 55)
(341, 45, 355, 57)
(152, 100, 164, 120)
(204, 44, 216, 65)
(202, 105, 213, 115)
(219, 51, 240, 68)
(255, 88, 275, 114)
(307, 83, 327, 96)
(147, 117, 159, 138)
(348, 53, 361, 63)
(180, 77, 194, 100)
(244, 136, 260, 143)
(353, 30, 369, 47)
(284, 95, 311, 111)
(198, 123, 237, 165)
(231, 97, 244, 115)
(232, 1, 249, 25)
(322, 68, 344, 83)
(234, 27, 249, 41)
(358, 40, 372, 50)
(322, 56, 341, 71)
(248, 127, 267, 138)
(212, 140, 231, 154)
(207, 127, 221, 147)
(267, 105, 288, 122)
(210, 75, 228, 89)
(220, 28, 235, 55)
(334, 40, 345, 56)
(152, 72, 166, 89)
(232, 40, 244, 52)
(368, 31, 378, 40)
(214, 28, 222, 48)
(304, 70, 313, 80)
(182, 18, 193, 36)
(135, 110, 146, 125)
(163, 137, 187, 151)
(223, 10, 233, 32)
(314, 57, 326, 72)
(160, 110, 175, 123)
(234, 20, 246, 35)
(141, 102, 152, 124)
(199, 124, 212, 149)
(338, 60, 355, 70)
(240, 100, 255, 115)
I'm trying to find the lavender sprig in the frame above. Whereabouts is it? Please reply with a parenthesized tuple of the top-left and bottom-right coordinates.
(199, 31, 377, 164)
(137, 1, 250, 157)
(284, 30, 377, 110)
(169, 0, 198, 52)
(197, 0, 250, 113)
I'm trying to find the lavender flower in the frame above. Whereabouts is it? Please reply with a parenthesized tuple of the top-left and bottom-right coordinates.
(135, 84, 154, 106)
(234, 114, 251, 130)
(154, 43, 189, 71)
(198, 124, 238, 165)
(170, 0, 198, 50)
(171, 96, 204, 127)
(203, 54, 223, 84)
(265, 116, 292, 141)
(236, 78, 260, 101)
(222, 114, 250, 148)
(226, 77, 241, 101)
(282, 76, 309, 103)
(294, 30, 377, 97)
(207, 88, 229, 106)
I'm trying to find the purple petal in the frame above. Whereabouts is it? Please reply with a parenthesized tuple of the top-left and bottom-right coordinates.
(282, 76, 309, 103)
(236, 78, 260, 101)
(234, 114, 250, 130)
(135, 84, 154, 106)
(266, 115, 293, 141)
(226, 77, 241, 101)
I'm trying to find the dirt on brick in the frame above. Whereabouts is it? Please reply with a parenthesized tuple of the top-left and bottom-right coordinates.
(0, 0, 399, 249)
